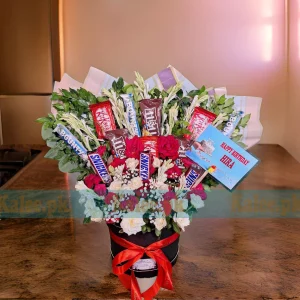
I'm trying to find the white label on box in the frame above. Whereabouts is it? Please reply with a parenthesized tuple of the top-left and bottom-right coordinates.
(132, 258, 156, 270)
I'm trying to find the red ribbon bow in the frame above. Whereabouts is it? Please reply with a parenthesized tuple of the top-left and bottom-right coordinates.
(110, 230, 179, 300)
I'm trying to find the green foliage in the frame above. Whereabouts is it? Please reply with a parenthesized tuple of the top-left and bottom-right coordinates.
(37, 77, 252, 196)
(172, 220, 181, 234)
(83, 216, 91, 224)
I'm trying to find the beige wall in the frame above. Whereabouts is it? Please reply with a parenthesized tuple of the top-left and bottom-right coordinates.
(0, 96, 50, 145)
(63, 0, 287, 145)
(285, 0, 300, 161)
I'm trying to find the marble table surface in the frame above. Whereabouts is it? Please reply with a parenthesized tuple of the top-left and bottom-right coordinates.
(1, 144, 300, 299)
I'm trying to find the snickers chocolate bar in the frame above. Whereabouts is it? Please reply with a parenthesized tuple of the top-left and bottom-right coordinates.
(88, 153, 111, 184)
(139, 152, 150, 180)
(185, 164, 205, 188)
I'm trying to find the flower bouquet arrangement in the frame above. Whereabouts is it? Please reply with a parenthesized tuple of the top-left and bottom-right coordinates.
(38, 70, 251, 299)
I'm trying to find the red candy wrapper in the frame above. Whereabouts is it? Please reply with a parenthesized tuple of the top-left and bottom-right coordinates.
(90, 101, 116, 139)
(139, 136, 158, 157)
(139, 99, 162, 136)
(105, 129, 129, 159)
(185, 107, 216, 141)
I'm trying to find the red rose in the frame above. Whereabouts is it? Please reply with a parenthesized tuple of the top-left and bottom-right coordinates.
(97, 145, 107, 156)
(163, 191, 177, 201)
(120, 196, 139, 211)
(149, 156, 156, 175)
(182, 157, 193, 169)
(84, 174, 101, 189)
(125, 136, 141, 159)
(94, 184, 107, 196)
(162, 200, 172, 215)
(166, 165, 182, 179)
(109, 158, 126, 169)
(158, 136, 179, 160)
(187, 184, 207, 200)
(105, 192, 116, 204)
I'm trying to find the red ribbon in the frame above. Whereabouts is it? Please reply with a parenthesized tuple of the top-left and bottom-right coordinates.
(110, 230, 179, 300)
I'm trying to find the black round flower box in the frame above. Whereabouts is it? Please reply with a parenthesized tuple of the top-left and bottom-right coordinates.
(108, 223, 179, 278)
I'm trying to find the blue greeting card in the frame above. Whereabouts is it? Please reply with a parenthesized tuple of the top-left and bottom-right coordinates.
(186, 125, 259, 190)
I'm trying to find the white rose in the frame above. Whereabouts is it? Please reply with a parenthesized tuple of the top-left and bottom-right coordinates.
(126, 158, 139, 171)
(173, 212, 190, 232)
(154, 217, 167, 231)
(190, 194, 205, 209)
(128, 177, 143, 190)
(109, 180, 123, 191)
(153, 157, 161, 168)
(121, 212, 145, 235)
(75, 181, 88, 191)
(170, 198, 188, 212)
(135, 200, 155, 213)
(91, 218, 102, 223)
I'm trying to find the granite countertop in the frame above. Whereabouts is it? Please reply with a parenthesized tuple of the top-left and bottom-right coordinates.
(1, 144, 300, 299)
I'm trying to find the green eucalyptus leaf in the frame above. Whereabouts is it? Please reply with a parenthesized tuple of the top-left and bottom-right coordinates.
(78, 99, 89, 107)
(155, 228, 161, 237)
(41, 123, 54, 140)
(217, 95, 226, 105)
(83, 217, 91, 224)
(117, 77, 124, 90)
(223, 107, 234, 114)
(112, 81, 117, 91)
(223, 97, 234, 108)
(36, 117, 50, 124)
(53, 104, 65, 111)
(172, 221, 181, 234)
(46, 139, 58, 148)
(51, 92, 61, 100)
(239, 114, 251, 128)
(44, 148, 59, 159)
(59, 158, 79, 173)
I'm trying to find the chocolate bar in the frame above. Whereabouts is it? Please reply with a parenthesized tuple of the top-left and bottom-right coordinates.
(176, 137, 192, 169)
(88, 153, 112, 184)
(222, 111, 243, 137)
(139, 136, 158, 157)
(139, 152, 150, 180)
(90, 101, 116, 139)
(139, 99, 162, 136)
(185, 107, 216, 141)
(185, 164, 205, 188)
(120, 94, 141, 137)
(54, 124, 87, 159)
(105, 129, 129, 159)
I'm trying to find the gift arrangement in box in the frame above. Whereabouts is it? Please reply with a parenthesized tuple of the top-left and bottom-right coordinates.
(38, 66, 261, 300)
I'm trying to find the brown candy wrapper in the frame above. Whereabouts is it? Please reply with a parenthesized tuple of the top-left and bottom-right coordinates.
(139, 99, 162, 136)
(175, 137, 192, 169)
(185, 163, 205, 188)
(105, 129, 129, 159)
